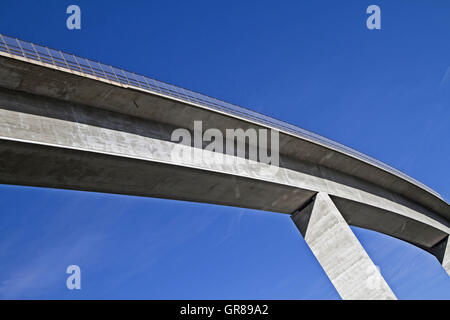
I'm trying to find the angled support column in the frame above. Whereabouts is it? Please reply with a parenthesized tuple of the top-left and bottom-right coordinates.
(291, 192, 396, 300)
(429, 236, 450, 276)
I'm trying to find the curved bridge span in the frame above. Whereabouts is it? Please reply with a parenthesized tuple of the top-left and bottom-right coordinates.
(0, 34, 448, 299)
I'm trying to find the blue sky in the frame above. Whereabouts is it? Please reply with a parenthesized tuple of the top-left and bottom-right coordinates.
(0, 0, 449, 299)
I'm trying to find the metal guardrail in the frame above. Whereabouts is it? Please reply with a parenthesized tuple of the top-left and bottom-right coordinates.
(0, 33, 443, 200)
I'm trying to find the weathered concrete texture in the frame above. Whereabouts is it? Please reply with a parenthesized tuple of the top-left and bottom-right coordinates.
(0, 54, 448, 221)
(0, 139, 314, 214)
(0, 87, 448, 249)
(292, 192, 397, 300)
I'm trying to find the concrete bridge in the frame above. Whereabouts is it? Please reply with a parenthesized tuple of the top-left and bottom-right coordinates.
(0, 34, 448, 300)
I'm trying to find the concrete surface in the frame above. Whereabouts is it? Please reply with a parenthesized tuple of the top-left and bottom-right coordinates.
(0, 87, 447, 249)
(0, 51, 448, 299)
(292, 192, 397, 300)
(429, 237, 450, 276)
(0, 54, 448, 219)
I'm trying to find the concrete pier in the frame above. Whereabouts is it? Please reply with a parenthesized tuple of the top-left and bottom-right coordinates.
(430, 237, 450, 276)
(292, 192, 397, 300)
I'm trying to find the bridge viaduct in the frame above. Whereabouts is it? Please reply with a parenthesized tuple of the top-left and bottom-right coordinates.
(0, 35, 448, 299)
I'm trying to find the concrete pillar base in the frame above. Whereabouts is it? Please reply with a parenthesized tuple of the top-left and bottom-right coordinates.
(291, 192, 397, 300)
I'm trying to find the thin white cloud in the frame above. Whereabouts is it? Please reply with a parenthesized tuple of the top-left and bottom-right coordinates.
(440, 67, 450, 88)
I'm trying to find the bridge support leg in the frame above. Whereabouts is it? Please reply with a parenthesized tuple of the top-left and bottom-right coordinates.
(429, 237, 450, 276)
(291, 192, 397, 300)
